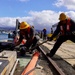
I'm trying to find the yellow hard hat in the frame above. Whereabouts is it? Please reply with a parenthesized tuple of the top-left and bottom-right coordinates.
(19, 22, 30, 29)
(59, 13, 67, 21)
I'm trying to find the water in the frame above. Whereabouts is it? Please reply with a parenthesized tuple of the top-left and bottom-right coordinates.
(0, 33, 13, 41)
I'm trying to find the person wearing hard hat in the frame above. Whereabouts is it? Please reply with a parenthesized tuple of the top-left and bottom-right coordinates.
(46, 12, 75, 57)
(15, 22, 38, 56)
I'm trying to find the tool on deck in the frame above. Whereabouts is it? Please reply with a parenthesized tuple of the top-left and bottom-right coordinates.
(28, 40, 47, 54)
(29, 40, 48, 51)
(14, 39, 53, 51)
(14, 40, 48, 50)
(29, 40, 53, 51)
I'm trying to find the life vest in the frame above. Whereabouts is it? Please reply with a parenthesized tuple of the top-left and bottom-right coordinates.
(21, 27, 31, 45)
(27, 26, 31, 33)
(60, 18, 71, 35)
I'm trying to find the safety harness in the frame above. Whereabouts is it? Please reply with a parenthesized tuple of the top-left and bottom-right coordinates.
(60, 18, 71, 35)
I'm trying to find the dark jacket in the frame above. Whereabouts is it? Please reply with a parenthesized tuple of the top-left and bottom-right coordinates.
(51, 18, 75, 39)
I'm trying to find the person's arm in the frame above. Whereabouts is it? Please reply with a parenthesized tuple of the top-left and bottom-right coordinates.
(15, 41, 21, 46)
(50, 22, 60, 40)
(15, 34, 23, 46)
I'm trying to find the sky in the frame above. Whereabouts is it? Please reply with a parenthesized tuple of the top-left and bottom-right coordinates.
(0, 0, 75, 32)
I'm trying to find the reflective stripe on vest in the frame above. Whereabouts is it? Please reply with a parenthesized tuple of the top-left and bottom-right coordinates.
(67, 18, 71, 31)
(60, 18, 71, 35)
(60, 26, 64, 35)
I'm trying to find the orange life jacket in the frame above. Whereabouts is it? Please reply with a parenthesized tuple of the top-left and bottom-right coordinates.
(27, 26, 31, 33)
(60, 18, 71, 35)
(21, 27, 31, 45)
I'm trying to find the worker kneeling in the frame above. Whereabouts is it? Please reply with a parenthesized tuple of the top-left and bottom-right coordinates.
(15, 22, 39, 56)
